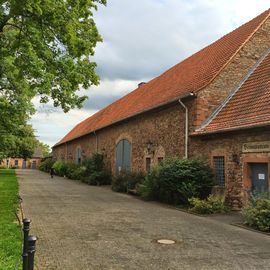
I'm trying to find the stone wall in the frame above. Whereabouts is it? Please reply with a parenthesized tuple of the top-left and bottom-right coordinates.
(193, 17, 270, 129)
(190, 127, 270, 209)
(53, 103, 187, 174)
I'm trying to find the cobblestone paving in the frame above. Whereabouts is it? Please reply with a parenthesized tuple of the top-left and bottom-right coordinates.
(18, 169, 270, 270)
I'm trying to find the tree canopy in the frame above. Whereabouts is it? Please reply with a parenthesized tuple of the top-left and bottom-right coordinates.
(0, 0, 106, 157)
(1, 0, 106, 112)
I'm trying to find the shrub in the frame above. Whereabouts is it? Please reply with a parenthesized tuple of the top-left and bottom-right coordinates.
(243, 197, 270, 232)
(82, 153, 112, 185)
(83, 152, 105, 175)
(69, 166, 87, 180)
(39, 158, 55, 172)
(52, 160, 70, 176)
(138, 158, 214, 205)
(112, 171, 145, 192)
(65, 163, 80, 179)
(83, 170, 112, 185)
(138, 167, 160, 200)
(189, 195, 229, 214)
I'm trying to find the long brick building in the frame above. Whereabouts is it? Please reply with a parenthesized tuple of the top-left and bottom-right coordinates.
(53, 10, 270, 208)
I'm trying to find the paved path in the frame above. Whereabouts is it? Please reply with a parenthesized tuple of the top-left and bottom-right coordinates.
(18, 169, 270, 270)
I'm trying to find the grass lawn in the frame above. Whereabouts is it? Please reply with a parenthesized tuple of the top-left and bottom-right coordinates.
(0, 169, 22, 270)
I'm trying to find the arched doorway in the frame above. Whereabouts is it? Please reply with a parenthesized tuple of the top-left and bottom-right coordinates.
(116, 139, 131, 175)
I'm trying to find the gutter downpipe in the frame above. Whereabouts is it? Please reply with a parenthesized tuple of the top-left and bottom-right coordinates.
(178, 97, 190, 159)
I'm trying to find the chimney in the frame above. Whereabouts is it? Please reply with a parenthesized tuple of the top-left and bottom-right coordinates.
(138, 82, 146, 87)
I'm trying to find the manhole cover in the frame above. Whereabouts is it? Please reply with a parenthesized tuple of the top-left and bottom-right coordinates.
(157, 239, 176, 245)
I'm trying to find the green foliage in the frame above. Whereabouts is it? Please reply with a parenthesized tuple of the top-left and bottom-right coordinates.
(52, 160, 68, 176)
(83, 152, 105, 174)
(83, 170, 111, 185)
(243, 196, 270, 232)
(41, 152, 111, 185)
(0, 170, 21, 270)
(39, 158, 55, 172)
(37, 141, 51, 157)
(0, 1, 106, 158)
(112, 171, 145, 192)
(189, 195, 229, 214)
(0, 0, 106, 113)
(82, 153, 111, 185)
(69, 166, 86, 181)
(0, 123, 38, 159)
(138, 158, 214, 205)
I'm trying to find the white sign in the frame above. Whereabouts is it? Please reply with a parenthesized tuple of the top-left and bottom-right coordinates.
(258, 174, 265, 180)
(242, 141, 270, 153)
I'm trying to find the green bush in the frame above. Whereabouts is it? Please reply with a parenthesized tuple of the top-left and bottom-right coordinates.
(83, 152, 104, 174)
(138, 158, 214, 205)
(52, 160, 69, 176)
(243, 197, 270, 232)
(69, 166, 86, 180)
(39, 158, 55, 172)
(82, 153, 112, 185)
(83, 170, 112, 185)
(65, 163, 80, 179)
(112, 171, 145, 192)
(189, 195, 229, 214)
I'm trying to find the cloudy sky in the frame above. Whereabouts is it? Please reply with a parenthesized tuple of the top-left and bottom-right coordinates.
(30, 0, 270, 148)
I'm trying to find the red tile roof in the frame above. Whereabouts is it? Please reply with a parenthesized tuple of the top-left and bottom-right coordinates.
(194, 48, 270, 135)
(55, 9, 270, 146)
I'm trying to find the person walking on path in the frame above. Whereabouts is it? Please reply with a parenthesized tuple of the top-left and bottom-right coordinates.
(50, 167, 55, 178)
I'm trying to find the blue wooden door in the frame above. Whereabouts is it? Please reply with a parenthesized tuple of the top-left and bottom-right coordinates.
(116, 139, 131, 175)
(250, 163, 268, 193)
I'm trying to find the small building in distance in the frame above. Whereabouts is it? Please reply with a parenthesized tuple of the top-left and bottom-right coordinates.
(1, 147, 44, 169)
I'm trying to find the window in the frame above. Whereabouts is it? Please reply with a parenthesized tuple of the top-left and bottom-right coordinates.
(15, 160, 19, 166)
(213, 156, 225, 186)
(158, 157, 163, 164)
(76, 147, 82, 165)
(146, 157, 151, 172)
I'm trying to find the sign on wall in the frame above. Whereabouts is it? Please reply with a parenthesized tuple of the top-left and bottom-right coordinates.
(242, 141, 270, 153)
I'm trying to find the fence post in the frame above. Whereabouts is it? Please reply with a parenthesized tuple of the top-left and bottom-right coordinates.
(22, 218, 31, 270)
(27, 235, 37, 270)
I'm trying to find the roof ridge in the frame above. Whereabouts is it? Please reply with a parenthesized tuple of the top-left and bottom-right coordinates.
(197, 47, 270, 132)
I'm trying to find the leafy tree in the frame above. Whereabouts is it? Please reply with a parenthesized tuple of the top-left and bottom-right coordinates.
(0, 124, 38, 159)
(0, 0, 106, 157)
(0, 0, 106, 112)
(37, 141, 51, 157)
